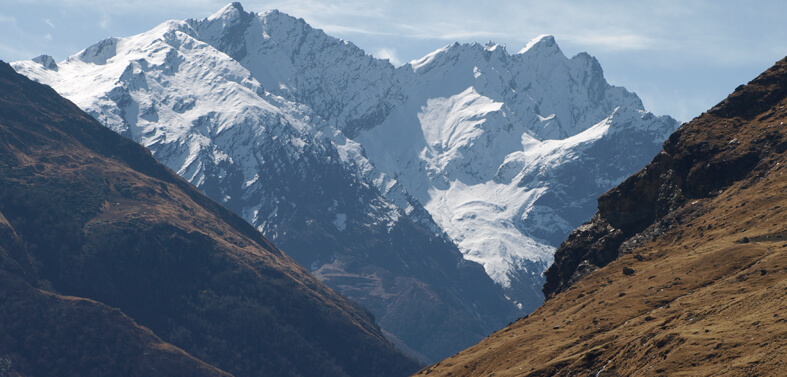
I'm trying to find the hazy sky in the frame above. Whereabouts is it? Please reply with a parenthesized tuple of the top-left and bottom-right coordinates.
(2, 0, 786, 121)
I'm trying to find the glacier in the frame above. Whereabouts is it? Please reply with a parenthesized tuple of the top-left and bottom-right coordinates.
(12, 1, 679, 362)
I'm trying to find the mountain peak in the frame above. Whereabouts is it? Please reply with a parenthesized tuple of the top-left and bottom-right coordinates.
(259, 8, 312, 31)
(194, 2, 255, 61)
(483, 41, 506, 52)
(0, 60, 422, 377)
(707, 56, 787, 119)
(261, 8, 284, 17)
(409, 41, 507, 72)
(416, 51, 787, 377)
(32, 54, 58, 71)
(74, 37, 118, 65)
(518, 34, 560, 56)
(10, 4, 680, 365)
(207, 2, 248, 22)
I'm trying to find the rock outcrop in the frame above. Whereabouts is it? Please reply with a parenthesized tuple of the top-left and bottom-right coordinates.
(416, 57, 787, 377)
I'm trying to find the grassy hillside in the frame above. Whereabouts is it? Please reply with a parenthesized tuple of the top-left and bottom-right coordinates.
(0, 61, 420, 377)
(416, 58, 787, 377)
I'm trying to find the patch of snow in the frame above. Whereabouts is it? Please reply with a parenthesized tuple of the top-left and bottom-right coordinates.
(334, 213, 347, 231)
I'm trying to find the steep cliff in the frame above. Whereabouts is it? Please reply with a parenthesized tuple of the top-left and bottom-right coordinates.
(416, 57, 787, 377)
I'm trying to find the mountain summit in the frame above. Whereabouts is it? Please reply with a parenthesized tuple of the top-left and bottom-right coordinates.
(0, 61, 420, 377)
(417, 57, 787, 377)
(12, 3, 678, 361)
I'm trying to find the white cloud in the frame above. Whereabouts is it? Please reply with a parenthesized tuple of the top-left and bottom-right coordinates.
(373, 47, 401, 66)
(0, 43, 33, 61)
(99, 13, 111, 29)
(319, 24, 396, 37)
(434, 30, 507, 42)
(563, 33, 662, 52)
(0, 14, 17, 25)
(261, 0, 387, 20)
(1, 0, 785, 123)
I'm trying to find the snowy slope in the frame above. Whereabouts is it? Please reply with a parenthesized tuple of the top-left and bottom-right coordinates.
(11, 5, 518, 363)
(351, 38, 677, 307)
(12, 1, 679, 359)
(176, 6, 676, 310)
(187, 5, 406, 138)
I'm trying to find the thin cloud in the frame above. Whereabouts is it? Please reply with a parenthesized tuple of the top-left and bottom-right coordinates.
(435, 30, 507, 41)
(0, 0, 785, 124)
(564, 33, 663, 52)
(0, 14, 17, 25)
(0, 42, 34, 61)
(319, 24, 397, 37)
(99, 13, 111, 29)
(319, 23, 504, 42)
(373, 47, 401, 66)
(43, 18, 55, 28)
(383, 21, 507, 42)
(262, 0, 388, 20)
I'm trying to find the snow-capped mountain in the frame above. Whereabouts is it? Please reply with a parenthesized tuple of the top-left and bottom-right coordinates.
(352, 40, 678, 307)
(12, 1, 679, 361)
(164, 3, 679, 309)
(11, 4, 517, 363)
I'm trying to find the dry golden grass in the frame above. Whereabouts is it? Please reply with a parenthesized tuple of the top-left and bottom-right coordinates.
(416, 60, 787, 377)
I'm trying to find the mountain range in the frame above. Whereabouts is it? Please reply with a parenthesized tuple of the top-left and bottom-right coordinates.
(0, 61, 420, 377)
(11, 2, 678, 361)
(417, 56, 787, 376)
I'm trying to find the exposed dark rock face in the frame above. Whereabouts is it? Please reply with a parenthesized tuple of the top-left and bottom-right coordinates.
(415, 56, 787, 377)
(544, 58, 787, 299)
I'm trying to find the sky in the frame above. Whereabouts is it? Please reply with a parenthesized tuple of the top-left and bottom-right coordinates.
(2, 1, 786, 122)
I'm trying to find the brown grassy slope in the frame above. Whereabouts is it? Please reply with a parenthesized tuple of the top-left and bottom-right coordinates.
(0, 210, 230, 377)
(0, 254, 231, 377)
(0, 61, 420, 377)
(415, 58, 787, 376)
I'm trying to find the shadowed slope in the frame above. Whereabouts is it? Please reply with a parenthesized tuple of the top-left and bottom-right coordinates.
(0, 61, 420, 377)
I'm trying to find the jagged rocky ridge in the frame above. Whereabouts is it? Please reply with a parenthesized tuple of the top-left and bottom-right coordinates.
(0, 61, 421, 377)
(11, 5, 515, 362)
(417, 57, 787, 376)
(544, 57, 787, 299)
(12, 2, 678, 360)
